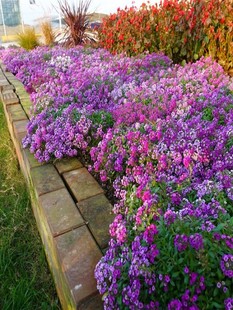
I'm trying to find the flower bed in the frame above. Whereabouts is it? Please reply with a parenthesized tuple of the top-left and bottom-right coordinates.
(2, 46, 233, 309)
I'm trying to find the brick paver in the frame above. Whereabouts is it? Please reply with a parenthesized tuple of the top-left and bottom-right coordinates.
(12, 119, 28, 148)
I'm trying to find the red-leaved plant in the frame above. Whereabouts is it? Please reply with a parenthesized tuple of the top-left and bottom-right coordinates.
(57, 0, 93, 47)
(98, 0, 233, 72)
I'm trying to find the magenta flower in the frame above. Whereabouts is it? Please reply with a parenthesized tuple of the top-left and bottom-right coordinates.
(220, 254, 233, 278)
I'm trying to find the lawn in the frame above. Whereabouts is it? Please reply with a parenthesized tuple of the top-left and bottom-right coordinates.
(0, 102, 60, 310)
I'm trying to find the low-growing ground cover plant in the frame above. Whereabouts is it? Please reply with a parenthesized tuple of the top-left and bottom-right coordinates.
(1, 46, 233, 309)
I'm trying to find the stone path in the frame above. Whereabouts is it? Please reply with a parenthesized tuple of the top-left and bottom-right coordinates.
(0, 63, 114, 309)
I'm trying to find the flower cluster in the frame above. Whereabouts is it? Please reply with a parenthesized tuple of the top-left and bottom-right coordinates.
(1, 46, 233, 309)
(221, 255, 233, 278)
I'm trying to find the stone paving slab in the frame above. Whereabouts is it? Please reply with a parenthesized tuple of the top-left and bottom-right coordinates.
(2, 88, 15, 95)
(55, 226, 102, 308)
(22, 148, 43, 172)
(13, 119, 28, 133)
(20, 99, 32, 117)
(15, 132, 27, 152)
(1, 90, 19, 105)
(0, 79, 6, 85)
(31, 164, 65, 197)
(0, 62, 6, 71)
(79, 293, 103, 310)
(78, 194, 114, 249)
(18, 94, 31, 102)
(16, 89, 29, 99)
(29, 186, 76, 310)
(5, 72, 15, 79)
(12, 81, 25, 90)
(7, 103, 28, 124)
(55, 157, 83, 174)
(38, 188, 85, 237)
(12, 119, 28, 147)
(0, 82, 14, 92)
(63, 168, 104, 202)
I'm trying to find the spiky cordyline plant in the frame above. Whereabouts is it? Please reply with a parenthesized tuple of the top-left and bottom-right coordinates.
(57, 0, 93, 47)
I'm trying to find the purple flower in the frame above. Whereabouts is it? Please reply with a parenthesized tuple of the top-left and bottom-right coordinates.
(189, 233, 204, 251)
(190, 272, 198, 285)
(225, 298, 233, 310)
(217, 282, 222, 288)
(143, 224, 158, 244)
(168, 299, 182, 310)
(164, 209, 177, 225)
(174, 234, 189, 252)
(220, 254, 233, 278)
(184, 266, 189, 274)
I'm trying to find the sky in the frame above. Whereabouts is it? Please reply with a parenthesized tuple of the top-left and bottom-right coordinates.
(20, 0, 153, 25)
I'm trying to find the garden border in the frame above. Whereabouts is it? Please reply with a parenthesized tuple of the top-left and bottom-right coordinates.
(0, 62, 113, 310)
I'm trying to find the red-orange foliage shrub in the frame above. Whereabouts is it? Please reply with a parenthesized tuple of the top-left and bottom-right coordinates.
(98, 4, 159, 56)
(98, 0, 233, 71)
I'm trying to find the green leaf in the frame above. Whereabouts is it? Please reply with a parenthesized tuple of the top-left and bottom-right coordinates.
(102, 292, 108, 300)
(204, 36, 209, 44)
(217, 269, 223, 279)
(214, 223, 225, 232)
(178, 258, 184, 264)
(211, 302, 222, 309)
(180, 47, 187, 56)
(172, 272, 179, 278)
(181, 59, 186, 67)
(213, 288, 219, 297)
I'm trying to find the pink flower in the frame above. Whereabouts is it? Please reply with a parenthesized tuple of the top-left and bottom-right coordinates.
(142, 190, 152, 202)
(143, 224, 158, 243)
(183, 155, 192, 168)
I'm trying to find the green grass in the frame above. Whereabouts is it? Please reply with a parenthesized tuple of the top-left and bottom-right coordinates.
(0, 102, 60, 310)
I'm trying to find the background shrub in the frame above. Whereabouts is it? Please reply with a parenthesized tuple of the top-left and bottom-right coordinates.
(98, 0, 233, 72)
